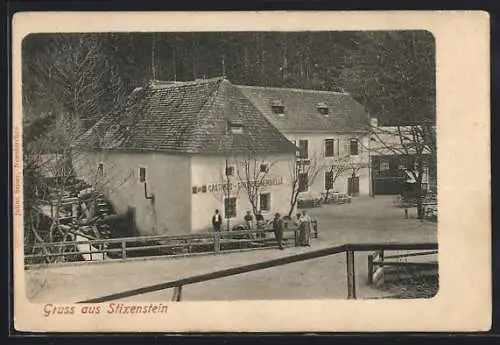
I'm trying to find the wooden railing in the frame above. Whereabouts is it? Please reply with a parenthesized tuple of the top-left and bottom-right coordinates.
(77, 242, 437, 303)
(368, 249, 438, 285)
(25, 226, 310, 266)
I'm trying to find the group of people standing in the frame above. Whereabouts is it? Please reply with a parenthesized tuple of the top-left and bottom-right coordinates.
(270, 210, 312, 249)
(294, 210, 312, 247)
(211, 208, 313, 250)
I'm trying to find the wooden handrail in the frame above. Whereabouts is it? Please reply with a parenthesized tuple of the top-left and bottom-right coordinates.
(31, 227, 298, 248)
(345, 243, 437, 251)
(77, 242, 437, 303)
(25, 228, 299, 263)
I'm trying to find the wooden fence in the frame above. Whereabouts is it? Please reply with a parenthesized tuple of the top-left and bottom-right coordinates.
(368, 249, 438, 285)
(77, 242, 437, 303)
(25, 226, 317, 267)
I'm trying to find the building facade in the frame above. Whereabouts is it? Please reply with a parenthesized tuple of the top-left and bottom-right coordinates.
(369, 120, 434, 195)
(73, 78, 297, 235)
(190, 153, 294, 231)
(237, 85, 371, 199)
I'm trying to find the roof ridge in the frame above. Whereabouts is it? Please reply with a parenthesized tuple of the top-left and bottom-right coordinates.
(147, 76, 226, 89)
(235, 84, 350, 96)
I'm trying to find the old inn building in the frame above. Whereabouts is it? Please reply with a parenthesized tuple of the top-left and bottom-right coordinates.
(73, 77, 296, 235)
(237, 85, 371, 198)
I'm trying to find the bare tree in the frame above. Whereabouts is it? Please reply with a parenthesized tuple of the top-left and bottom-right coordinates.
(235, 153, 279, 217)
(368, 124, 435, 218)
(210, 156, 243, 231)
(22, 33, 125, 130)
(22, 34, 129, 264)
(23, 114, 134, 264)
(322, 155, 359, 201)
(336, 31, 436, 216)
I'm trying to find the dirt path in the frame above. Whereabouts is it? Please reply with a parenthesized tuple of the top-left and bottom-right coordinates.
(26, 196, 437, 302)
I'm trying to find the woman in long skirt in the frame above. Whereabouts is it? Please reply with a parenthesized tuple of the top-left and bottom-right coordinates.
(298, 210, 312, 246)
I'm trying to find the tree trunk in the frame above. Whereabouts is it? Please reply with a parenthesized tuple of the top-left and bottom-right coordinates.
(416, 170, 425, 220)
(288, 186, 299, 217)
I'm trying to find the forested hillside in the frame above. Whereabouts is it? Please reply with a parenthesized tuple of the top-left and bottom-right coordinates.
(21, 31, 435, 128)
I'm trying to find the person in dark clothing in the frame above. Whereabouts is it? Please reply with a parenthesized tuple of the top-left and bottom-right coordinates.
(212, 209, 222, 232)
(244, 211, 254, 230)
(272, 212, 284, 250)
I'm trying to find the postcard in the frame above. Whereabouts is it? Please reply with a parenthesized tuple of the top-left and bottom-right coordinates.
(12, 10, 490, 332)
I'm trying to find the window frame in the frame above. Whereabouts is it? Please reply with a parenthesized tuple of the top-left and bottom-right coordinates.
(271, 105, 285, 114)
(139, 166, 147, 183)
(349, 138, 359, 156)
(224, 197, 237, 219)
(317, 106, 329, 115)
(228, 121, 244, 134)
(225, 166, 235, 177)
(325, 138, 335, 157)
(97, 162, 104, 177)
(298, 139, 309, 159)
(259, 192, 271, 212)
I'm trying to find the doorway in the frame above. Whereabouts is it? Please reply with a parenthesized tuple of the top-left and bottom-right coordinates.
(347, 176, 359, 196)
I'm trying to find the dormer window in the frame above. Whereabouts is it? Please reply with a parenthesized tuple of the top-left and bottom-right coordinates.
(270, 100, 285, 115)
(228, 120, 243, 134)
(317, 102, 329, 115)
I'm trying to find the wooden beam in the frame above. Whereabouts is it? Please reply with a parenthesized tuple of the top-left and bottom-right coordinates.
(346, 250, 356, 299)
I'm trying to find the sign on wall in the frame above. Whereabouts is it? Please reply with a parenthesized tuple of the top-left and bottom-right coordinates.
(192, 176, 284, 194)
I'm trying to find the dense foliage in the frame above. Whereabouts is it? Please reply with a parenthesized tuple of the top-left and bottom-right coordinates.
(22, 31, 435, 127)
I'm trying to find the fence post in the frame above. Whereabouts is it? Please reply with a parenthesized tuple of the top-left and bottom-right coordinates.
(121, 240, 127, 259)
(313, 220, 318, 238)
(172, 285, 183, 301)
(214, 232, 221, 254)
(346, 250, 357, 299)
(367, 254, 374, 284)
(89, 242, 93, 262)
(72, 202, 78, 228)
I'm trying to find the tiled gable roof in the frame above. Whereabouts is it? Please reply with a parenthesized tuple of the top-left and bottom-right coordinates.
(75, 78, 296, 155)
(236, 85, 370, 133)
